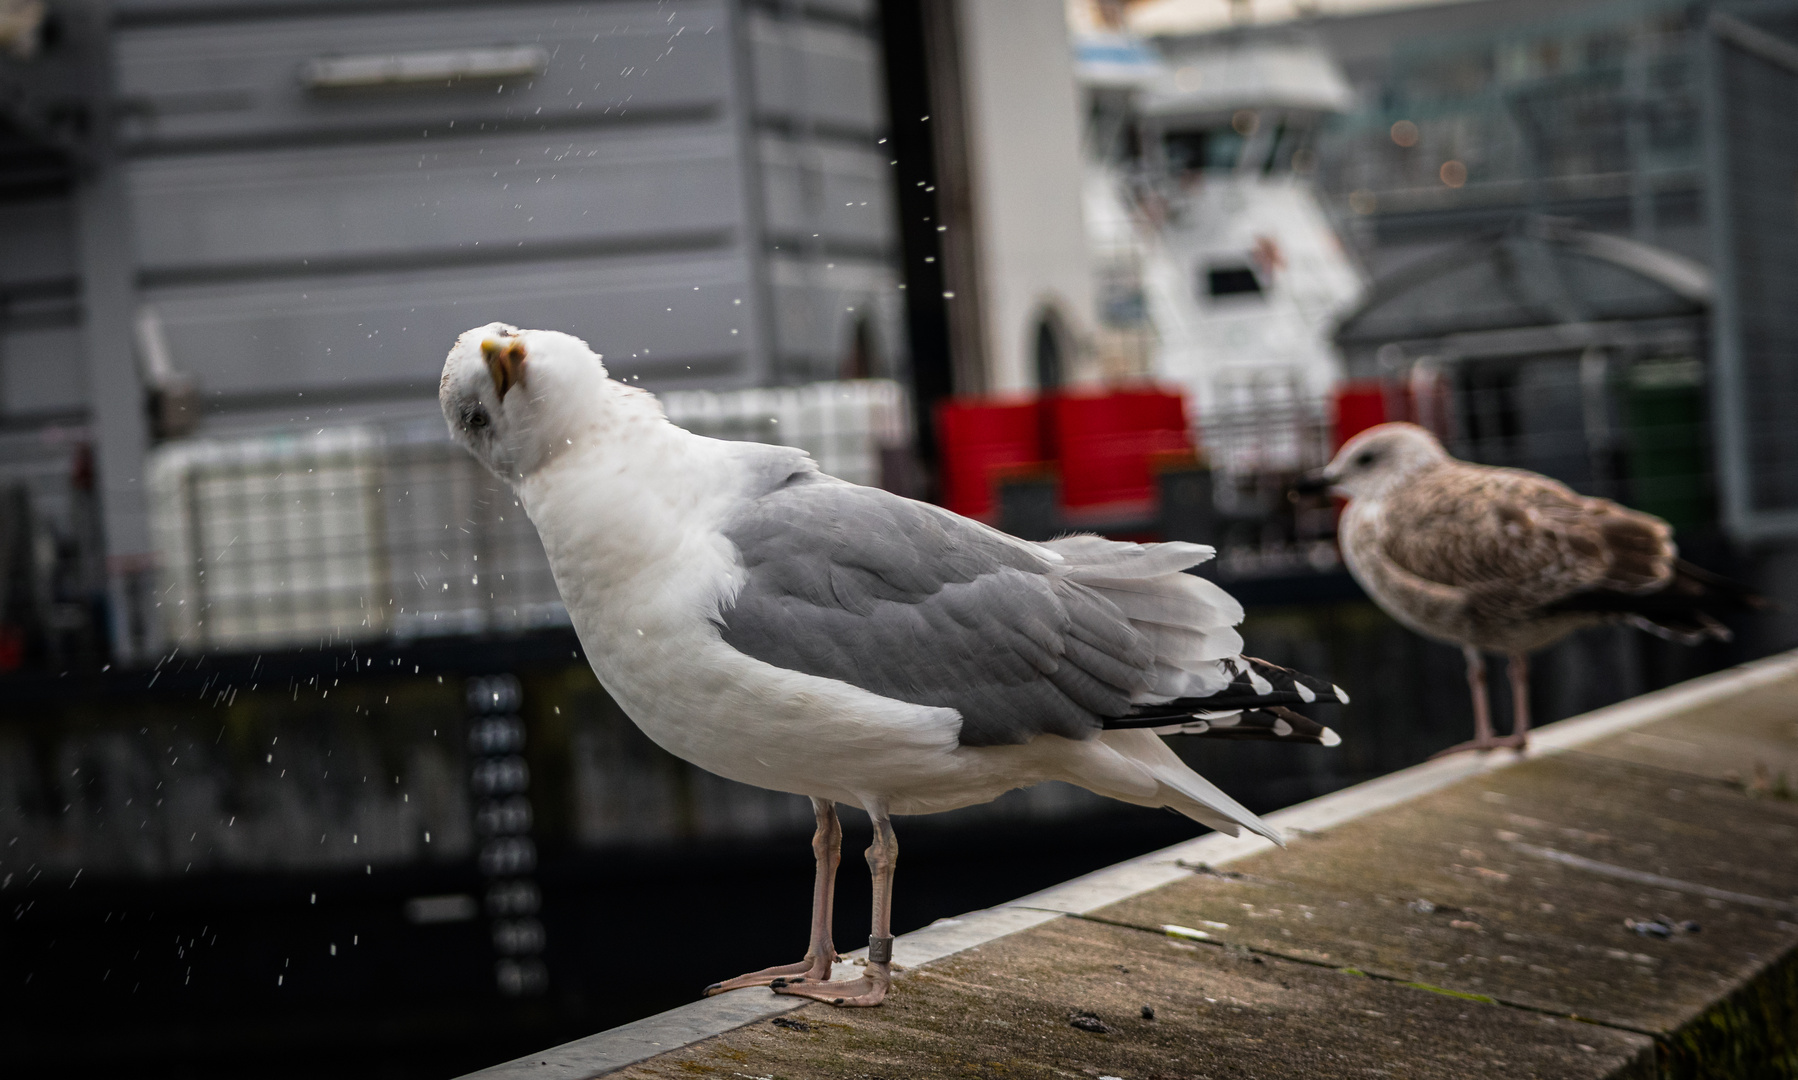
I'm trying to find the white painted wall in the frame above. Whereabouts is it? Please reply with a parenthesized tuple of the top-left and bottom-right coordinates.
(955, 0, 1096, 392)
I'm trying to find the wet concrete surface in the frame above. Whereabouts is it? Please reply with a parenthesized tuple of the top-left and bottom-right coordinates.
(600, 666, 1798, 1079)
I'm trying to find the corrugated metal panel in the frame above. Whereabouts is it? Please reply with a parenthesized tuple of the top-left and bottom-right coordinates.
(115, 1, 731, 147)
(795, 0, 876, 20)
(130, 126, 743, 275)
(143, 251, 757, 396)
(107, 0, 903, 417)
(767, 254, 900, 378)
(1, 325, 88, 416)
(110, 0, 769, 422)
(0, 200, 77, 287)
(0, 198, 84, 421)
(749, 14, 883, 134)
(743, 8, 894, 387)
(758, 136, 894, 249)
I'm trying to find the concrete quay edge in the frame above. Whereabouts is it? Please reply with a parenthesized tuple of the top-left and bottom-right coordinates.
(458, 647, 1798, 1079)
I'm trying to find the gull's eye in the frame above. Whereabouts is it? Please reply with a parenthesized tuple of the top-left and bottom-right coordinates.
(465, 407, 490, 430)
(1355, 450, 1377, 467)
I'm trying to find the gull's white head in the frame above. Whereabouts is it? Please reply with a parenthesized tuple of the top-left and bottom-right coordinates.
(1316, 422, 1451, 501)
(439, 322, 655, 484)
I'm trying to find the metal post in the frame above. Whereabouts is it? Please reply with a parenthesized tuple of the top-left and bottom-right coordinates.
(725, 0, 779, 388)
(921, 0, 988, 397)
(1705, 11, 1798, 541)
(69, 0, 155, 664)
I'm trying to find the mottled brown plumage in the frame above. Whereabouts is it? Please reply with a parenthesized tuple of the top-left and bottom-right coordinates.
(1310, 423, 1756, 752)
(1350, 459, 1676, 653)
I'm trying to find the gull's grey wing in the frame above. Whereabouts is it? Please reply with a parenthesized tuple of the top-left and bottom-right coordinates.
(715, 473, 1150, 746)
(714, 473, 1344, 748)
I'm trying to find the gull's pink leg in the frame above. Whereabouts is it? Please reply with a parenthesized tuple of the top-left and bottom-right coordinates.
(772, 803, 894, 1007)
(1498, 652, 1531, 751)
(704, 797, 841, 995)
(1431, 645, 1498, 758)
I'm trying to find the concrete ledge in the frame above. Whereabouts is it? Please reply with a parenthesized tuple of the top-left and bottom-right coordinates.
(464, 988, 810, 1080)
(461, 649, 1798, 1079)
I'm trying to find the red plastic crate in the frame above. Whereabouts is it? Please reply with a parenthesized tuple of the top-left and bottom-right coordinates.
(1051, 388, 1192, 509)
(935, 397, 1045, 519)
(1333, 380, 1397, 449)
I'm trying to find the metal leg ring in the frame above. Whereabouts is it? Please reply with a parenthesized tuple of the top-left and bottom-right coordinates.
(867, 935, 894, 965)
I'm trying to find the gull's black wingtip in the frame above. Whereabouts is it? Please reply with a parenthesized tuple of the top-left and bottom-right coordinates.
(1108, 705, 1342, 746)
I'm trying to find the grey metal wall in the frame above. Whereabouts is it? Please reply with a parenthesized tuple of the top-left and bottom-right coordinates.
(104, 0, 898, 424)
(0, 199, 82, 421)
(0, 0, 903, 411)
(92, 1, 749, 432)
(0, 0, 902, 661)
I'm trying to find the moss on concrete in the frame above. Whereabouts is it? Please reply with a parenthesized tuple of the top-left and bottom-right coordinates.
(1658, 935, 1798, 1079)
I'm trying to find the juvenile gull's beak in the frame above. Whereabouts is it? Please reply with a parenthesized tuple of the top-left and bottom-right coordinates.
(482, 338, 526, 400)
(1289, 469, 1333, 497)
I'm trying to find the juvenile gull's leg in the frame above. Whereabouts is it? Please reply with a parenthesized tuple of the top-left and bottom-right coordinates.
(1431, 645, 1498, 757)
(704, 797, 841, 995)
(1498, 652, 1531, 751)
(772, 801, 894, 1007)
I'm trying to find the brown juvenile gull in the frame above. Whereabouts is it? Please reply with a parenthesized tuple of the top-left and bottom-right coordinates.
(1300, 422, 1759, 755)
(439, 324, 1347, 1007)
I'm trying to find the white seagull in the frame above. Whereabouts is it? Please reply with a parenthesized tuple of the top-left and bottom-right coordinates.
(440, 324, 1346, 1007)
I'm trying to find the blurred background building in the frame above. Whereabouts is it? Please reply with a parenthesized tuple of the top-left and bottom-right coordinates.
(2, 0, 1796, 1076)
(1, 0, 912, 667)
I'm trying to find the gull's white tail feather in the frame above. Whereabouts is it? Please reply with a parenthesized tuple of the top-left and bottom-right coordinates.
(1039, 535, 1248, 703)
(1049, 535, 1217, 581)
(1066, 729, 1282, 844)
(1032, 536, 1315, 841)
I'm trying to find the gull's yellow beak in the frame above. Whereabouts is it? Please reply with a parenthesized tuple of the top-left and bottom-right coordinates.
(482, 337, 526, 400)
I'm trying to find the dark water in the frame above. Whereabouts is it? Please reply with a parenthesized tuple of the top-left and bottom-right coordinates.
(0, 602, 1739, 1079)
(7, 812, 1208, 1079)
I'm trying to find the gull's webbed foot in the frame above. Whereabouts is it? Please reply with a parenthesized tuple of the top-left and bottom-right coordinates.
(1428, 735, 1503, 759)
(703, 954, 835, 996)
(770, 963, 889, 1007)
